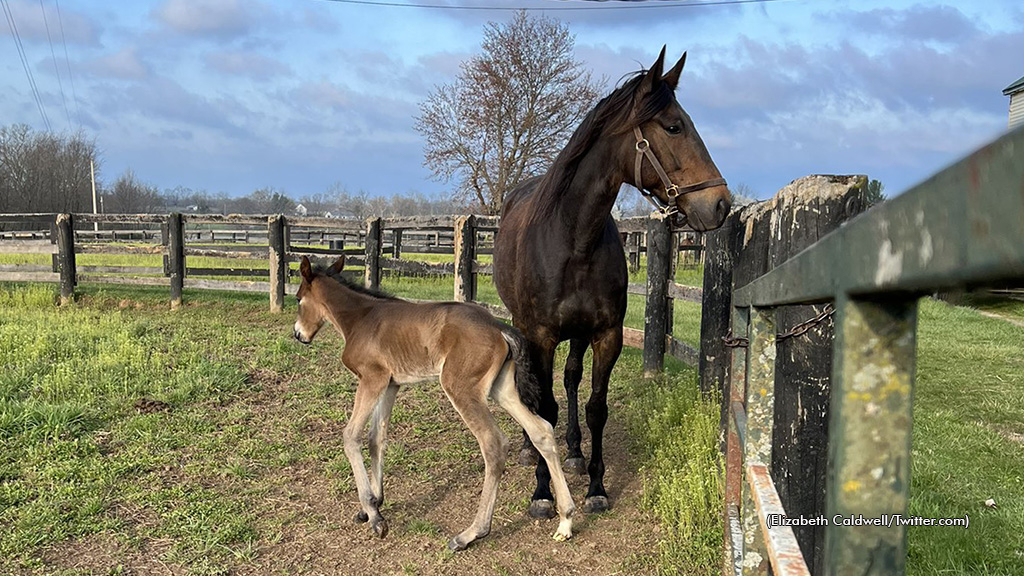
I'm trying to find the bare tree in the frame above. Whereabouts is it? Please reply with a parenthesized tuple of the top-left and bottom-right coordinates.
(106, 169, 161, 213)
(0, 124, 97, 214)
(416, 11, 602, 215)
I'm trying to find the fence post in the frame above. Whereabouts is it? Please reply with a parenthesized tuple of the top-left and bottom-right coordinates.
(392, 229, 403, 259)
(269, 214, 286, 313)
(824, 296, 917, 575)
(724, 305, 749, 576)
(365, 217, 382, 291)
(626, 232, 641, 273)
(742, 307, 776, 576)
(643, 212, 671, 377)
(168, 213, 185, 309)
(55, 213, 76, 305)
(454, 215, 476, 302)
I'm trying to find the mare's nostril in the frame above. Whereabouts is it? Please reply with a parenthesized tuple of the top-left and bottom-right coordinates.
(717, 198, 730, 221)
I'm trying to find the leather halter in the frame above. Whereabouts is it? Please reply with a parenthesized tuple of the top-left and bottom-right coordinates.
(633, 126, 727, 217)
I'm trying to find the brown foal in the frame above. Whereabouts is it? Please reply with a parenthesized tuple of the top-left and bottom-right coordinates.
(292, 255, 575, 550)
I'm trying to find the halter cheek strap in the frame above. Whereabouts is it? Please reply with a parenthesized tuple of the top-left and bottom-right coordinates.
(633, 126, 727, 217)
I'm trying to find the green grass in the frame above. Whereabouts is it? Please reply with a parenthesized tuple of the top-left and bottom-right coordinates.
(616, 355, 722, 575)
(906, 299, 1024, 575)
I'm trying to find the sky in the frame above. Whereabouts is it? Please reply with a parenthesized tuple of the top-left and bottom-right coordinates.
(2, 0, 1022, 203)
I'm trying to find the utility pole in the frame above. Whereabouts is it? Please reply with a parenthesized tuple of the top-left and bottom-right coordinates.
(90, 159, 98, 232)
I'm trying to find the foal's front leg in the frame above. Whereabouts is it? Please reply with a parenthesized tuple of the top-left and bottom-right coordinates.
(343, 374, 391, 537)
(356, 382, 399, 524)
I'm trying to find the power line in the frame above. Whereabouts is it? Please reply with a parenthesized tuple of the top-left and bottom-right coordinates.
(316, 0, 786, 11)
(39, 0, 72, 130)
(54, 0, 81, 129)
(1, 0, 51, 131)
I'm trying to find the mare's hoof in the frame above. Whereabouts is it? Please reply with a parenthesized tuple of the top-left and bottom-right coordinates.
(583, 495, 610, 514)
(564, 457, 587, 475)
(518, 448, 539, 466)
(372, 518, 389, 539)
(354, 510, 369, 523)
(448, 537, 469, 552)
(528, 499, 557, 519)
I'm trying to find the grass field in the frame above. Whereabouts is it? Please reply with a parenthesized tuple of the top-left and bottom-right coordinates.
(1, 263, 1021, 575)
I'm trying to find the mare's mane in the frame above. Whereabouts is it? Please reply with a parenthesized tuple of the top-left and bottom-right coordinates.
(529, 69, 677, 219)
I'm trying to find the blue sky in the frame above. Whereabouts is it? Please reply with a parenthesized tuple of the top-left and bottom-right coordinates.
(2, 0, 1022, 202)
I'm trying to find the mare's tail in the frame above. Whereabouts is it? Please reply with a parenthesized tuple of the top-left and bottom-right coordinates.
(500, 326, 542, 414)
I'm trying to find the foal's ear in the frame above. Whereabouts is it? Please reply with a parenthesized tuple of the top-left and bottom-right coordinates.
(329, 255, 345, 275)
(639, 45, 668, 96)
(662, 52, 686, 91)
(300, 256, 314, 283)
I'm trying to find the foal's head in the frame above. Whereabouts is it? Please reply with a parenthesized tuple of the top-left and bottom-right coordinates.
(624, 47, 732, 231)
(293, 255, 344, 344)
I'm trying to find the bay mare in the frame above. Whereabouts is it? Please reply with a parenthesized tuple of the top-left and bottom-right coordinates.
(494, 47, 732, 517)
(291, 255, 575, 551)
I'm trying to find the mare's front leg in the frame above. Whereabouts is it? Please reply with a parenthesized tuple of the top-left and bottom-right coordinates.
(583, 327, 622, 513)
(562, 338, 588, 475)
(343, 372, 392, 537)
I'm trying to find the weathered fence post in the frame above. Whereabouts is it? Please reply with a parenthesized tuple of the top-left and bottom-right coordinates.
(392, 229, 403, 259)
(268, 214, 286, 313)
(168, 213, 185, 309)
(643, 212, 672, 377)
(365, 217, 383, 291)
(702, 175, 869, 573)
(824, 296, 917, 575)
(55, 213, 76, 305)
(626, 232, 641, 273)
(454, 215, 476, 302)
(741, 307, 776, 576)
(329, 238, 344, 253)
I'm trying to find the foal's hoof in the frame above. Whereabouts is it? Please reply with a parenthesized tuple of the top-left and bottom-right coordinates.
(448, 537, 470, 552)
(583, 495, 610, 513)
(564, 457, 587, 475)
(371, 518, 389, 539)
(528, 499, 557, 519)
(354, 510, 369, 523)
(518, 448, 539, 466)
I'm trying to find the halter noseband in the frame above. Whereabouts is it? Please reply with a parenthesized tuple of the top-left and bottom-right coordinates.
(633, 126, 727, 218)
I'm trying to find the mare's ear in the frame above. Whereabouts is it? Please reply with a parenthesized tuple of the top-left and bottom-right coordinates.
(639, 45, 667, 96)
(662, 52, 686, 90)
(329, 255, 345, 275)
(300, 256, 314, 283)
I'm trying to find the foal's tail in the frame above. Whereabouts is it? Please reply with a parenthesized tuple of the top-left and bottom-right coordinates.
(500, 326, 542, 414)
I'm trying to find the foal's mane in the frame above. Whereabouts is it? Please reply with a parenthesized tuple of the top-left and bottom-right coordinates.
(317, 264, 398, 300)
(530, 69, 677, 220)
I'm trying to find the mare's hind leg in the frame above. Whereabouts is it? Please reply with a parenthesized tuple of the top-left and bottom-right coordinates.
(494, 367, 575, 542)
(356, 382, 399, 524)
(441, 374, 509, 551)
(343, 373, 391, 537)
(563, 338, 588, 475)
(583, 327, 622, 513)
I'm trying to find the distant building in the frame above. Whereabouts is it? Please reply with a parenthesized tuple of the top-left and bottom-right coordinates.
(1005, 75, 1024, 130)
(294, 203, 308, 216)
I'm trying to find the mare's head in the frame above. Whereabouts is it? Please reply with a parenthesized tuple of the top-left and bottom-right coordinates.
(293, 255, 344, 344)
(619, 47, 731, 230)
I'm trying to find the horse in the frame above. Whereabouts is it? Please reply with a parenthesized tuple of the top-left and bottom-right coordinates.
(291, 255, 575, 551)
(493, 47, 732, 517)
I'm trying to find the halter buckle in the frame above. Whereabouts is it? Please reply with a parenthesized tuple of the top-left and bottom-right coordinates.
(665, 184, 680, 199)
(635, 139, 650, 152)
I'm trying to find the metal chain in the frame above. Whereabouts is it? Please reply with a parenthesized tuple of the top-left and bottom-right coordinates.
(721, 304, 835, 348)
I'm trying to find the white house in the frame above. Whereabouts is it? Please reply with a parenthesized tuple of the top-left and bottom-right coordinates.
(1005, 75, 1024, 130)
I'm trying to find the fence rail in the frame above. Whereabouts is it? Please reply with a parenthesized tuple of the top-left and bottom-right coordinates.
(718, 127, 1024, 576)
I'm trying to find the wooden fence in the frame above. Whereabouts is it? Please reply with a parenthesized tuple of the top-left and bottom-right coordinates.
(0, 212, 704, 367)
(700, 128, 1024, 576)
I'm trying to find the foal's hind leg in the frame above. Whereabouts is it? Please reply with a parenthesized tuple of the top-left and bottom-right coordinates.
(356, 382, 399, 524)
(441, 376, 509, 551)
(343, 374, 391, 537)
(563, 338, 588, 475)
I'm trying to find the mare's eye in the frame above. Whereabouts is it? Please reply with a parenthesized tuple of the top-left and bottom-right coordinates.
(666, 125, 682, 135)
